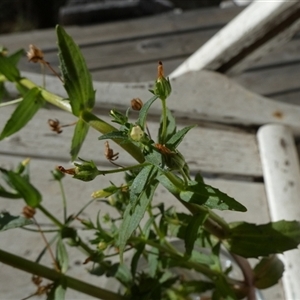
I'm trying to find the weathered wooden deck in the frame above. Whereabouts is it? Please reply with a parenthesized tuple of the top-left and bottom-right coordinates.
(1, 4, 300, 300)
(1, 5, 300, 104)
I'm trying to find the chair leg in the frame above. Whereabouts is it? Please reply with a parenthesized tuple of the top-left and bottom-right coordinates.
(257, 124, 300, 300)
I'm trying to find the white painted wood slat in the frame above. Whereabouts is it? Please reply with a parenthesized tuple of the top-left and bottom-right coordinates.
(0, 104, 262, 176)
(257, 124, 300, 300)
(170, 1, 300, 77)
(7, 71, 300, 135)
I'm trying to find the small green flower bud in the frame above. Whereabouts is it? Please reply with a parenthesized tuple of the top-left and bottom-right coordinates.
(153, 61, 172, 100)
(130, 125, 144, 142)
(98, 241, 108, 251)
(91, 185, 118, 199)
(73, 159, 99, 181)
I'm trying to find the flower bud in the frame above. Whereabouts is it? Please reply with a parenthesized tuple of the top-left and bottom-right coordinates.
(91, 185, 118, 199)
(130, 125, 144, 142)
(98, 241, 108, 251)
(131, 98, 143, 111)
(73, 159, 99, 181)
(153, 61, 172, 100)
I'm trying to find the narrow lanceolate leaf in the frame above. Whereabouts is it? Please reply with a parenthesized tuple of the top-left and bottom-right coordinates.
(0, 212, 33, 231)
(0, 55, 20, 81)
(158, 108, 176, 144)
(98, 131, 129, 141)
(56, 25, 95, 116)
(117, 180, 159, 259)
(8, 49, 25, 66)
(166, 125, 195, 149)
(1, 170, 42, 207)
(70, 118, 89, 161)
(184, 213, 209, 256)
(47, 281, 66, 300)
(0, 185, 21, 199)
(56, 238, 69, 273)
(137, 95, 158, 129)
(0, 88, 43, 140)
(130, 165, 157, 206)
(226, 220, 300, 258)
(254, 256, 284, 289)
(180, 180, 247, 212)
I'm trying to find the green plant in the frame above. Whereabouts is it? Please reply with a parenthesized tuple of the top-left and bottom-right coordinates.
(0, 26, 299, 300)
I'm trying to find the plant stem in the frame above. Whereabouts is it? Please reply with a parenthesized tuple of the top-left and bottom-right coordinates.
(37, 204, 64, 228)
(0, 97, 23, 107)
(160, 98, 167, 143)
(0, 249, 126, 300)
(18, 77, 146, 163)
(81, 110, 145, 163)
(98, 162, 150, 176)
(58, 180, 67, 223)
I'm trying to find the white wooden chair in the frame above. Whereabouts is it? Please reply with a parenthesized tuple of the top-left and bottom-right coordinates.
(1, 1, 300, 299)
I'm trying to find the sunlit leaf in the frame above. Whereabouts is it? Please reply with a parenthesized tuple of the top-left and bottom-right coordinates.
(0, 88, 43, 140)
(185, 212, 209, 256)
(180, 180, 247, 212)
(56, 238, 69, 273)
(117, 180, 159, 259)
(0, 169, 42, 207)
(70, 118, 89, 161)
(98, 131, 129, 141)
(0, 185, 21, 199)
(137, 95, 158, 129)
(0, 212, 33, 231)
(166, 125, 195, 149)
(0, 55, 20, 81)
(158, 108, 176, 144)
(8, 49, 25, 66)
(56, 25, 95, 115)
(130, 165, 157, 206)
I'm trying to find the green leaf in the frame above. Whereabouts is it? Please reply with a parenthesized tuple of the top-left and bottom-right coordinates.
(47, 281, 66, 300)
(130, 165, 157, 206)
(0, 212, 33, 231)
(0, 185, 21, 199)
(137, 95, 158, 129)
(180, 180, 247, 212)
(56, 238, 69, 273)
(98, 130, 129, 141)
(0, 55, 20, 81)
(226, 220, 300, 258)
(8, 49, 25, 66)
(184, 212, 208, 256)
(117, 180, 159, 259)
(0, 170, 42, 207)
(131, 243, 145, 277)
(56, 25, 95, 115)
(212, 275, 237, 300)
(0, 82, 9, 102)
(115, 263, 133, 286)
(0, 88, 43, 140)
(254, 255, 284, 289)
(70, 118, 89, 161)
(158, 108, 176, 144)
(148, 246, 159, 277)
(166, 125, 195, 149)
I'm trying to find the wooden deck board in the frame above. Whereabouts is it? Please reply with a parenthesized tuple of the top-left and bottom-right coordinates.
(1, 5, 300, 103)
(0, 104, 262, 177)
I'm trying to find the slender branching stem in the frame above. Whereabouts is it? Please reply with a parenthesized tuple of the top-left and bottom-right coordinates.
(0, 249, 126, 300)
(160, 97, 168, 143)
